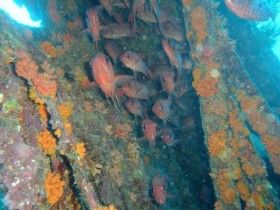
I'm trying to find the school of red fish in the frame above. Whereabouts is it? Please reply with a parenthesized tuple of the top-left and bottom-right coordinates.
(83, 0, 194, 205)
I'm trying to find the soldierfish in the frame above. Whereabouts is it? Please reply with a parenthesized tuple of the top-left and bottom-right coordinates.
(149, 0, 162, 33)
(121, 80, 155, 100)
(160, 71, 175, 95)
(105, 41, 122, 64)
(100, 23, 135, 39)
(99, 0, 124, 23)
(83, 54, 133, 107)
(140, 119, 157, 147)
(137, 6, 177, 25)
(224, 0, 274, 21)
(152, 174, 173, 205)
(85, 8, 101, 42)
(152, 99, 171, 124)
(162, 39, 183, 82)
(160, 22, 184, 43)
(160, 127, 179, 146)
(125, 98, 146, 118)
(120, 51, 155, 79)
(131, 0, 145, 31)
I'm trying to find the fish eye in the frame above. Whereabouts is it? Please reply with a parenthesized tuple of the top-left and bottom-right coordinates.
(105, 56, 110, 64)
(142, 123, 146, 131)
(162, 76, 166, 83)
(127, 52, 130, 59)
(160, 103, 164, 110)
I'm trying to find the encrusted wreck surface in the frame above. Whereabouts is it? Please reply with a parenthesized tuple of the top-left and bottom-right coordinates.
(0, 0, 279, 209)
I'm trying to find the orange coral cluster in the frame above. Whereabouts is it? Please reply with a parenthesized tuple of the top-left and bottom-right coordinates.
(38, 130, 57, 155)
(40, 41, 56, 58)
(192, 68, 202, 81)
(32, 73, 57, 97)
(216, 176, 236, 204)
(15, 58, 38, 80)
(58, 101, 74, 120)
(261, 134, 280, 155)
(94, 204, 118, 210)
(261, 134, 280, 174)
(44, 172, 65, 204)
(76, 142, 86, 159)
(229, 109, 249, 136)
(236, 181, 250, 201)
(208, 130, 226, 157)
(190, 6, 207, 43)
(193, 77, 219, 97)
(236, 90, 280, 175)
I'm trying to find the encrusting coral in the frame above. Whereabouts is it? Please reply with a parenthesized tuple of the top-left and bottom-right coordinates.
(44, 172, 65, 204)
(32, 73, 57, 97)
(58, 101, 74, 120)
(94, 204, 118, 210)
(190, 6, 207, 43)
(15, 58, 38, 80)
(40, 41, 57, 58)
(76, 142, 86, 159)
(37, 130, 57, 155)
(193, 77, 219, 97)
(208, 130, 226, 157)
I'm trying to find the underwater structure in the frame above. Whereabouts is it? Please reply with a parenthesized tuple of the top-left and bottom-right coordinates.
(0, 0, 279, 209)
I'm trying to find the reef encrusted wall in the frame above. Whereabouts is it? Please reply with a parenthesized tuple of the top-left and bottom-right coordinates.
(0, 0, 280, 209)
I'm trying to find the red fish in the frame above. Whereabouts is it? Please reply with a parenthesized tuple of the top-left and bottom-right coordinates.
(105, 41, 122, 64)
(150, 0, 160, 19)
(84, 54, 133, 107)
(152, 174, 172, 205)
(99, 0, 113, 15)
(224, 0, 273, 21)
(130, 0, 145, 31)
(141, 119, 157, 147)
(99, 0, 124, 23)
(160, 22, 183, 43)
(152, 99, 171, 124)
(162, 39, 182, 81)
(100, 23, 135, 39)
(85, 8, 101, 42)
(160, 127, 177, 146)
(125, 98, 146, 118)
(149, 0, 162, 33)
(138, 7, 179, 28)
(160, 71, 175, 95)
(120, 51, 155, 79)
(121, 80, 155, 100)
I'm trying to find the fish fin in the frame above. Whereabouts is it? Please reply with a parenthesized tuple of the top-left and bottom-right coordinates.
(138, 136, 145, 142)
(82, 28, 90, 34)
(115, 88, 124, 108)
(114, 75, 134, 87)
(146, 68, 156, 80)
(149, 140, 155, 148)
(112, 2, 126, 8)
(112, 11, 123, 24)
(79, 81, 97, 91)
(166, 194, 175, 198)
(156, 130, 163, 137)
